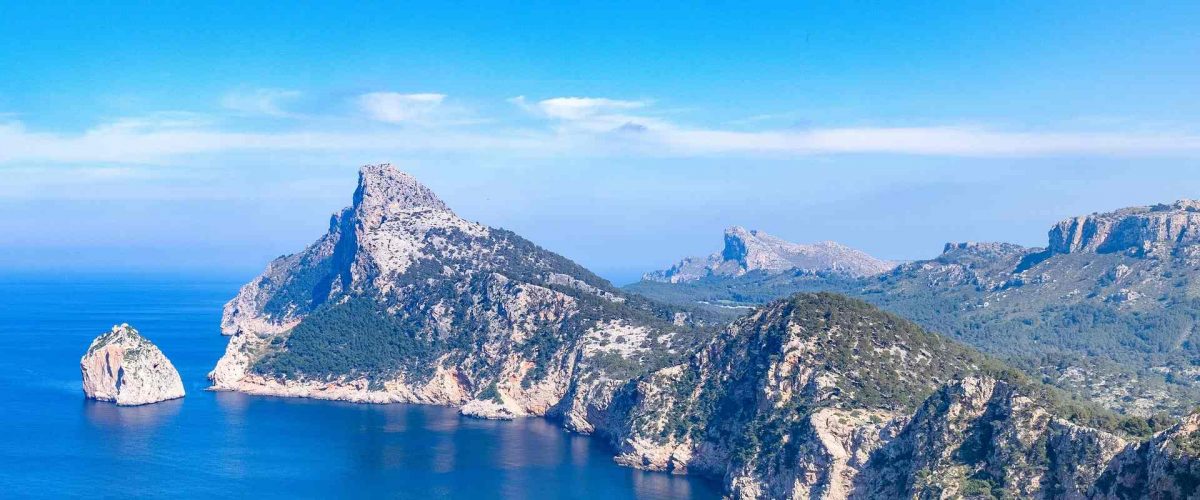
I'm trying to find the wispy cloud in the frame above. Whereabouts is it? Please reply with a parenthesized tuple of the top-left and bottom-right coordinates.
(220, 88, 303, 117)
(357, 92, 449, 124)
(510, 96, 662, 132)
(2, 93, 1199, 166)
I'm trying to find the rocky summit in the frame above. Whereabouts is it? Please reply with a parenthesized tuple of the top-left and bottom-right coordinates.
(643, 226, 895, 283)
(209, 163, 700, 426)
(81, 324, 185, 406)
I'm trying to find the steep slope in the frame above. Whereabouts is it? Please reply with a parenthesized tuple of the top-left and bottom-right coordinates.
(210, 164, 704, 421)
(629, 202, 1200, 416)
(854, 377, 1126, 499)
(642, 226, 895, 283)
(599, 293, 994, 494)
(1092, 412, 1200, 499)
(599, 293, 1190, 499)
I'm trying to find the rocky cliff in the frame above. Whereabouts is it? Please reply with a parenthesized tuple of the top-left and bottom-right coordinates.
(1048, 199, 1200, 256)
(599, 294, 1195, 499)
(643, 226, 894, 283)
(209, 164, 698, 424)
(1091, 412, 1200, 498)
(81, 324, 185, 405)
(600, 293, 990, 498)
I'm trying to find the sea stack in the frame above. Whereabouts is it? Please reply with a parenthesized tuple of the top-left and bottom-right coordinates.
(81, 324, 185, 405)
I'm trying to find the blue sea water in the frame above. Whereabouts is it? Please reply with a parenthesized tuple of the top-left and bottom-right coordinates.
(0, 275, 719, 499)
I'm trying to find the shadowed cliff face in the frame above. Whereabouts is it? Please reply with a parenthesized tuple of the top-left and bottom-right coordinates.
(1091, 413, 1200, 499)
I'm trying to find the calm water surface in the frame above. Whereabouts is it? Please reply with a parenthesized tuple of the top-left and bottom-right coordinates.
(0, 275, 719, 499)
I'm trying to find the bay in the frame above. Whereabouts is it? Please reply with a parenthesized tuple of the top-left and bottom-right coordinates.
(0, 275, 719, 499)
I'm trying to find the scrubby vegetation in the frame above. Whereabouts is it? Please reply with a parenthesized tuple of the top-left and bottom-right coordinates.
(627, 244, 1200, 416)
(252, 224, 713, 386)
(633, 292, 1171, 476)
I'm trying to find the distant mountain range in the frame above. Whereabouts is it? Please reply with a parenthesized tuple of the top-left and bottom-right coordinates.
(627, 200, 1200, 417)
(209, 164, 1200, 498)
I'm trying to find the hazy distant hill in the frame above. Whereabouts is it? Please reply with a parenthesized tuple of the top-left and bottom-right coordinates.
(627, 201, 1200, 416)
(642, 226, 895, 283)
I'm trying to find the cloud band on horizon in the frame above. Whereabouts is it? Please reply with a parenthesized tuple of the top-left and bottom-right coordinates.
(2, 92, 1199, 165)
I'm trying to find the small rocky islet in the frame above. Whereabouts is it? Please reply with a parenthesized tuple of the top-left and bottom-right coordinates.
(80, 324, 184, 406)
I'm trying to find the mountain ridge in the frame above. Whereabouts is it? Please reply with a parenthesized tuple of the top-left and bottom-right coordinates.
(627, 199, 1200, 417)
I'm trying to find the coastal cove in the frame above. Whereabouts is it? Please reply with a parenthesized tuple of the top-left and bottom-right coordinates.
(0, 275, 719, 499)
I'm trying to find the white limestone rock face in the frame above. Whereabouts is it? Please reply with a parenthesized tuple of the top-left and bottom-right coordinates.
(81, 324, 185, 406)
(1048, 199, 1200, 255)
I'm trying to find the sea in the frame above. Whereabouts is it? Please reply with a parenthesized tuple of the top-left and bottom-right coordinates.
(0, 274, 720, 499)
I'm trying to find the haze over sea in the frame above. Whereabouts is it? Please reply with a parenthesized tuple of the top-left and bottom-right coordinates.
(0, 273, 718, 499)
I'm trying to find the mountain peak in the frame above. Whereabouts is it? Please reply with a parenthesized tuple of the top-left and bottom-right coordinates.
(353, 164, 450, 228)
(645, 227, 895, 283)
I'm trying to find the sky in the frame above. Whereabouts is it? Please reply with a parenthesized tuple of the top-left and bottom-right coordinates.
(2, 1, 1199, 285)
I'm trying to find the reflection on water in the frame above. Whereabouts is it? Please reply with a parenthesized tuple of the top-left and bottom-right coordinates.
(83, 397, 183, 430)
(82, 398, 184, 458)
(633, 468, 701, 499)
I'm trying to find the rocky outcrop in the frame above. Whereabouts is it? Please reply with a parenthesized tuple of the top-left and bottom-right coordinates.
(855, 377, 1126, 499)
(596, 294, 1163, 499)
(643, 226, 894, 283)
(209, 164, 687, 427)
(1048, 199, 1200, 256)
(601, 293, 997, 498)
(1091, 412, 1200, 499)
(81, 324, 185, 406)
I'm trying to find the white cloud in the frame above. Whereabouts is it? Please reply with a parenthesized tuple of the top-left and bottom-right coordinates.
(2, 95, 1199, 166)
(220, 89, 302, 117)
(532, 97, 648, 120)
(357, 92, 447, 124)
(510, 96, 662, 133)
(652, 126, 1200, 157)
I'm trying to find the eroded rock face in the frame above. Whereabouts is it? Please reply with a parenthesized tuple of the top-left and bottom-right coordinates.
(601, 293, 996, 498)
(1091, 412, 1200, 499)
(81, 324, 185, 406)
(209, 164, 689, 427)
(644, 226, 895, 283)
(854, 377, 1126, 499)
(1048, 199, 1200, 256)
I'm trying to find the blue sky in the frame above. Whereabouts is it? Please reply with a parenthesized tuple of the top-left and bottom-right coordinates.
(2, 1, 1199, 284)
